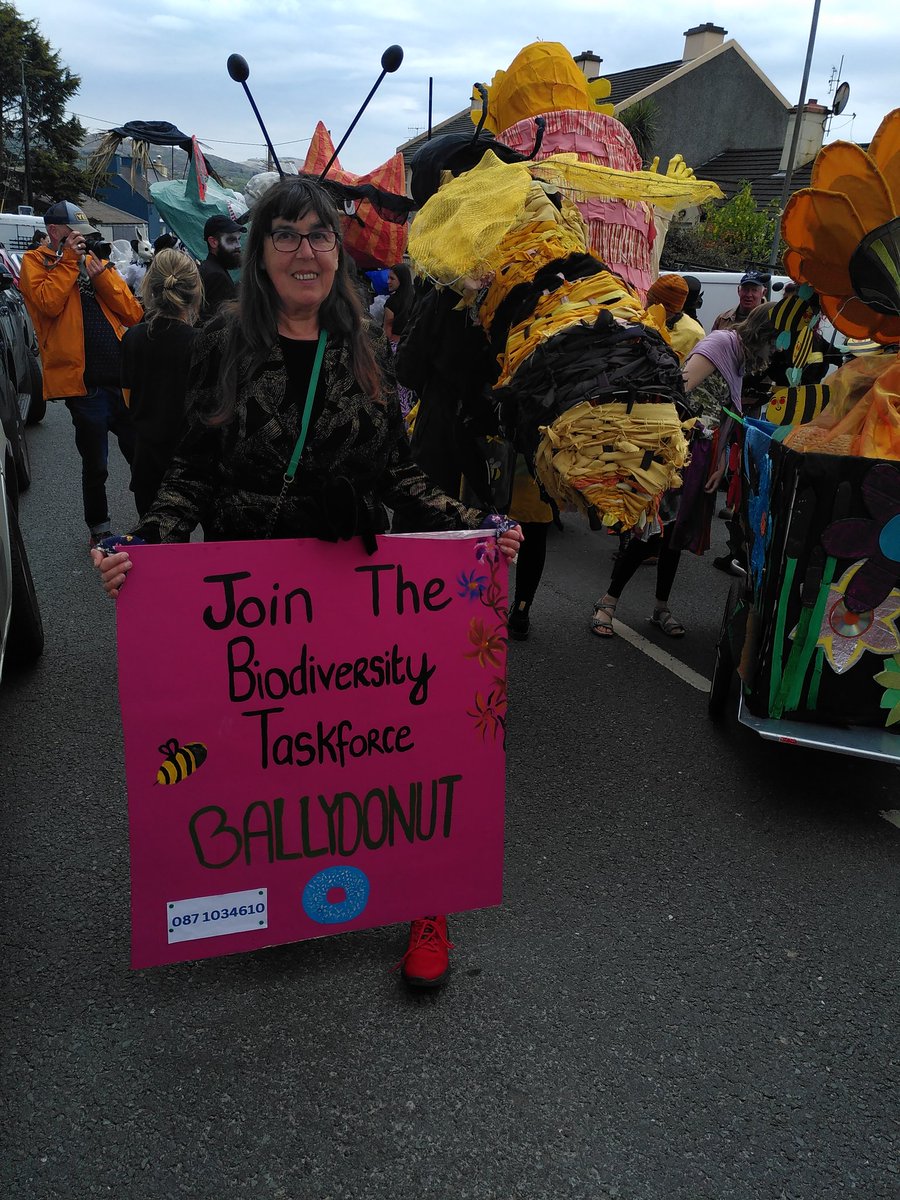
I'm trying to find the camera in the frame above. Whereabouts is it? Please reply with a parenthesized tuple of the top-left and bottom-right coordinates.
(85, 234, 112, 260)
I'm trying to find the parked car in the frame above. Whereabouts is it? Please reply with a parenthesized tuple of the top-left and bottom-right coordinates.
(0, 262, 44, 494)
(0, 419, 43, 680)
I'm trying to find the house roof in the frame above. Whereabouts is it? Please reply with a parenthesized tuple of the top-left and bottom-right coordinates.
(605, 60, 682, 107)
(695, 148, 806, 205)
(612, 39, 790, 112)
(77, 196, 147, 226)
(697, 141, 870, 208)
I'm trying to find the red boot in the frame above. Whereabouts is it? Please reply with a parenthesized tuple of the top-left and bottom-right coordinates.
(398, 915, 453, 988)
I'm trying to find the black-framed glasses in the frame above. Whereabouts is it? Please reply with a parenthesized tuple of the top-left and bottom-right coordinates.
(269, 228, 338, 254)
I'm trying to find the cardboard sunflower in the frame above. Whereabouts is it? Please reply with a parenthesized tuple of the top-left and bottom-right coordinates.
(782, 109, 900, 343)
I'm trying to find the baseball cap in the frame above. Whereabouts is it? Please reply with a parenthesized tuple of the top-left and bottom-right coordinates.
(739, 270, 769, 287)
(43, 200, 98, 235)
(203, 214, 245, 240)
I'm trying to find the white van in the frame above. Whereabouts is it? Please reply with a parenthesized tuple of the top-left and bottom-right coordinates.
(687, 271, 793, 333)
(687, 269, 845, 352)
(0, 212, 46, 253)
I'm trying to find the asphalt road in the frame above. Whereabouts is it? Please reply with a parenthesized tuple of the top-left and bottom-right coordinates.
(2, 403, 899, 1200)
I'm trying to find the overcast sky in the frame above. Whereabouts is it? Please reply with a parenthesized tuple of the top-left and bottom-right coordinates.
(16, 0, 897, 176)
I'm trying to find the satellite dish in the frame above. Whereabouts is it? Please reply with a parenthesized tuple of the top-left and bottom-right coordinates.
(832, 82, 851, 116)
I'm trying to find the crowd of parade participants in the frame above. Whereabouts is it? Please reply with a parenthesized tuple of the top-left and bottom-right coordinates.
(17, 176, 797, 983)
(19, 73, 877, 989)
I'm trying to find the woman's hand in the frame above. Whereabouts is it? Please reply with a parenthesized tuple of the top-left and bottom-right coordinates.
(90, 549, 134, 598)
(704, 464, 726, 494)
(497, 524, 524, 562)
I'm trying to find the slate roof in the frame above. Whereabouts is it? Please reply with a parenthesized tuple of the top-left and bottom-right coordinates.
(604, 60, 683, 107)
(695, 144, 868, 207)
(694, 148, 807, 205)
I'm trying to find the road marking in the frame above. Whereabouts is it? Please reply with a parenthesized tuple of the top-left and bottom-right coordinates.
(610, 617, 712, 693)
(880, 809, 900, 831)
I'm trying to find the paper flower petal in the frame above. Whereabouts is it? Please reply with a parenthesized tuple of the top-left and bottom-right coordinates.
(868, 109, 900, 211)
(782, 188, 867, 272)
(820, 519, 880, 560)
(846, 559, 900, 614)
(811, 142, 895, 231)
(818, 290, 900, 342)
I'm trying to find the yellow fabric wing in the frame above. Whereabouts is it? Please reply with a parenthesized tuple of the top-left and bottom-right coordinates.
(407, 153, 532, 284)
(529, 154, 724, 210)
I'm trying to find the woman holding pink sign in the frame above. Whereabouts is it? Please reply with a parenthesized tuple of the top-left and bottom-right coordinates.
(93, 176, 522, 991)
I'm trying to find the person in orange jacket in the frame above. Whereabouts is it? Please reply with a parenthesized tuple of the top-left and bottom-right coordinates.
(19, 201, 143, 547)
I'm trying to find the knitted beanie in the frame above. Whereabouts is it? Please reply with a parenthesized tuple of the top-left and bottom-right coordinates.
(647, 273, 689, 317)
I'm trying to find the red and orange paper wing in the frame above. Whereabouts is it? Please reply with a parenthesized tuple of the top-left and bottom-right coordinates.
(302, 121, 408, 271)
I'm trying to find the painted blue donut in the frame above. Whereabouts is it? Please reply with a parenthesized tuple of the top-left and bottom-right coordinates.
(302, 866, 370, 925)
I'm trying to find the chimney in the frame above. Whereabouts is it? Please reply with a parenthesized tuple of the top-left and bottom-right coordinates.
(682, 23, 727, 61)
(779, 99, 828, 171)
(573, 50, 603, 81)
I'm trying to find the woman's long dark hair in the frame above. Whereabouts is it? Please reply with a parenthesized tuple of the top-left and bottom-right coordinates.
(212, 176, 381, 423)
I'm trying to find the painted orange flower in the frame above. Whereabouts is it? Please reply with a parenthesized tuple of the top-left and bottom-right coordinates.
(782, 109, 900, 344)
(465, 618, 505, 668)
(467, 690, 502, 740)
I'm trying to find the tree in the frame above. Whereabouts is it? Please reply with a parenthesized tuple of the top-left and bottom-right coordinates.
(661, 182, 786, 272)
(617, 98, 660, 164)
(0, 1, 89, 208)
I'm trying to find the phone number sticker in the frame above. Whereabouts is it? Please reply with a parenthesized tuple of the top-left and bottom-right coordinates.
(167, 888, 268, 944)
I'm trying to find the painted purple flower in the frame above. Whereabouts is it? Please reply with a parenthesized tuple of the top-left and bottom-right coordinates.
(457, 568, 488, 600)
(820, 463, 900, 613)
(474, 538, 499, 565)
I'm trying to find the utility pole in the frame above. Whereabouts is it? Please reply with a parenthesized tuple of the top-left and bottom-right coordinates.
(20, 60, 32, 207)
(768, 0, 822, 272)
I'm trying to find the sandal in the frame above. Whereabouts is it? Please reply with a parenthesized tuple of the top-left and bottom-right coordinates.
(591, 598, 617, 638)
(650, 607, 686, 638)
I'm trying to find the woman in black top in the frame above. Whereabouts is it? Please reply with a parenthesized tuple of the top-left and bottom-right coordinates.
(382, 261, 414, 346)
(120, 250, 201, 515)
(95, 178, 522, 990)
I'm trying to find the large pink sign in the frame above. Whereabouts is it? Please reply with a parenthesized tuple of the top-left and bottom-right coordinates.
(116, 532, 508, 968)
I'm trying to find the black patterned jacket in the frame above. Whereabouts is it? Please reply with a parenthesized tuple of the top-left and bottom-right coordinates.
(133, 320, 482, 544)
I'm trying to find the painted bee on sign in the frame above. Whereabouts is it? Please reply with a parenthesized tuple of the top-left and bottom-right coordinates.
(155, 738, 208, 785)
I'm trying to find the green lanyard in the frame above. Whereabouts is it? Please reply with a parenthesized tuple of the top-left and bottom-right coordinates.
(267, 329, 328, 538)
(284, 329, 328, 483)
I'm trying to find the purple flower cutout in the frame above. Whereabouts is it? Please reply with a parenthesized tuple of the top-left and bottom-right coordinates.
(820, 464, 900, 613)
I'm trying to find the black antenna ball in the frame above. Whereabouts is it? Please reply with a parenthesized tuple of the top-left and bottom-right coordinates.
(381, 45, 404, 73)
(227, 54, 250, 83)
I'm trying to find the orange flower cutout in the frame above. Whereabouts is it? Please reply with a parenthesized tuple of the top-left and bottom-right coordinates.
(782, 109, 900, 344)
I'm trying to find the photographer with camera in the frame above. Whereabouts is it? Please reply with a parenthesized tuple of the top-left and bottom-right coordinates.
(20, 200, 143, 548)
